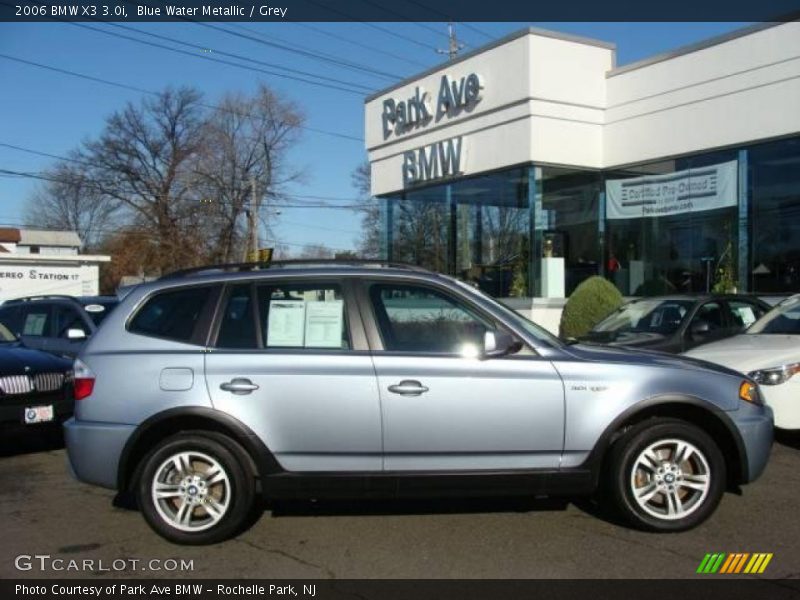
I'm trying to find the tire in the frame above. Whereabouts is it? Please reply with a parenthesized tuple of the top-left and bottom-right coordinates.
(136, 433, 255, 545)
(607, 418, 726, 532)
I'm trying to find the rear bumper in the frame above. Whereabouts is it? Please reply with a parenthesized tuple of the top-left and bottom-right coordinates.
(731, 403, 774, 484)
(63, 418, 135, 490)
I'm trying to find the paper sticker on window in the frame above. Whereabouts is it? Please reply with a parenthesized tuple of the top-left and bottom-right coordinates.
(23, 313, 47, 336)
(305, 300, 344, 348)
(266, 300, 306, 347)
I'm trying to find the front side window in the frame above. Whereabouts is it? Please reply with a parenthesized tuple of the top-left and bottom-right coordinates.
(369, 283, 490, 353)
(257, 283, 349, 350)
(693, 302, 725, 331)
(129, 286, 213, 343)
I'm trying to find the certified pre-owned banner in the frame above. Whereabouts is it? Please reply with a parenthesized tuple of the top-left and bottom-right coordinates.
(605, 160, 738, 220)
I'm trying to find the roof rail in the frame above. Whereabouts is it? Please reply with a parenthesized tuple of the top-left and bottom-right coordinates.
(159, 258, 433, 280)
(3, 294, 80, 303)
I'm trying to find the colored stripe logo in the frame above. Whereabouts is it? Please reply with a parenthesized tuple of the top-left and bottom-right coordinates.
(697, 553, 773, 574)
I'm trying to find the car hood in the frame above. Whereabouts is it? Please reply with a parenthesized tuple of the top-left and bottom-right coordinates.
(580, 330, 669, 347)
(562, 342, 745, 378)
(0, 343, 72, 375)
(684, 334, 800, 373)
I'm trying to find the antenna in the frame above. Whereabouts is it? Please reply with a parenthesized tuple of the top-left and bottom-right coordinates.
(436, 22, 465, 61)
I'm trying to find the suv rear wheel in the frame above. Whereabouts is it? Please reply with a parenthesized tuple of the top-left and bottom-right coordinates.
(608, 418, 725, 531)
(136, 433, 255, 544)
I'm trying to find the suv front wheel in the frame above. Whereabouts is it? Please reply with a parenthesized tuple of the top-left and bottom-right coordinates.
(136, 433, 255, 544)
(608, 418, 726, 531)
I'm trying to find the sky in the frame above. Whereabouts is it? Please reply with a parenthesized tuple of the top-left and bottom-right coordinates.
(0, 21, 751, 254)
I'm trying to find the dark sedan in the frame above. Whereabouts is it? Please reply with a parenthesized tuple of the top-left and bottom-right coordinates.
(579, 294, 771, 353)
(0, 320, 74, 433)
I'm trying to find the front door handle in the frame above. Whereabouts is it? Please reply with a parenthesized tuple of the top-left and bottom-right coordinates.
(388, 380, 429, 396)
(220, 378, 259, 395)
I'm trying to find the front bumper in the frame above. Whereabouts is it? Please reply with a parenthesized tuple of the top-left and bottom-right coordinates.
(63, 418, 136, 490)
(730, 402, 774, 484)
(0, 391, 73, 430)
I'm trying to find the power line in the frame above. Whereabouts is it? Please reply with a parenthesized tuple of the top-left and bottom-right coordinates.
(0, 168, 374, 210)
(190, 20, 402, 81)
(0, 54, 363, 143)
(396, 0, 494, 44)
(291, 23, 429, 69)
(70, 22, 370, 95)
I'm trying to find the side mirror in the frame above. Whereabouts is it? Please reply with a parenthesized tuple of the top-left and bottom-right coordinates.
(483, 330, 522, 359)
(689, 319, 711, 339)
(66, 328, 87, 341)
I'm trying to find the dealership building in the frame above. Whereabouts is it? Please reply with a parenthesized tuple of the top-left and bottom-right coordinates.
(365, 21, 800, 315)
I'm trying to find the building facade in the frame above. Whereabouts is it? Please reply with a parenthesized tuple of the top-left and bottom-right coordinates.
(0, 228, 110, 302)
(364, 22, 800, 300)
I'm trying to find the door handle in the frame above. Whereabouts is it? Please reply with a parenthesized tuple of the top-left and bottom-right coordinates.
(220, 378, 259, 395)
(388, 380, 429, 396)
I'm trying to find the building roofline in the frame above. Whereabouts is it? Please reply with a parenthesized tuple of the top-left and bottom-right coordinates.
(607, 18, 798, 78)
(364, 26, 615, 103)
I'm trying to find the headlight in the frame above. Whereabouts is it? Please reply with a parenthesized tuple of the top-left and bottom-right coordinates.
(739, 380, 761, 404)
(748, 363, 800, 386)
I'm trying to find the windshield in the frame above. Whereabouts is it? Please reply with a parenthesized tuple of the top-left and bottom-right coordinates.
(0, 319, 18, 343)
(593, 299, 694, 335)
(445, 276, 562, 346)
(748, 296, 800, 334)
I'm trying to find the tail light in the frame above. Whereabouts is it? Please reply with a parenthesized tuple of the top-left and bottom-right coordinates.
(73, 358, 95, 400)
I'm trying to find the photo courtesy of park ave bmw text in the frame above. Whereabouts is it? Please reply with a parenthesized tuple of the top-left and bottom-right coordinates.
(1, 1, 800, 598)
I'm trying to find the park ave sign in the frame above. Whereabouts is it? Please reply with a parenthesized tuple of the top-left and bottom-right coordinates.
(380, 72, 483, 187)
(381, 72, 484, 139)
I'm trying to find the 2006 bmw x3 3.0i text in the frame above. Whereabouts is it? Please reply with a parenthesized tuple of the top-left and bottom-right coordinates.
(64, 261, 773, 544)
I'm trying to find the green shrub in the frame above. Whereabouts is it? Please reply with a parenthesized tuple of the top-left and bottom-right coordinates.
(559, 276, 623, 339)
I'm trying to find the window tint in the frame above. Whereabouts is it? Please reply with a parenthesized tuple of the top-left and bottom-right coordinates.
(727, 300, 764, 329)
(216, 285, 257, 349)
(129, 286, 213, 343)
(21, 305, 51, 337)
(256, 283, 349, 350)
(370, 283, 490, 353)
(54, 305, 89, 338)
(0, 305, 22, 335)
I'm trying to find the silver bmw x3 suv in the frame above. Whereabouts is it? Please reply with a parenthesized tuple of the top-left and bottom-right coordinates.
(64, 261, 773, 544)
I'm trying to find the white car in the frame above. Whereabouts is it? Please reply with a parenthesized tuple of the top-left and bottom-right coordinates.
(685, 295, 800, 430)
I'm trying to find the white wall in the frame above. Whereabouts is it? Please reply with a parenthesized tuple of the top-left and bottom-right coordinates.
(604, 22, 800, 167)
(366, 22, 800, 191)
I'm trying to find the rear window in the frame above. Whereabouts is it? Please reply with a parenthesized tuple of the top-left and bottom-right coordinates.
(129, 286, 213, 343)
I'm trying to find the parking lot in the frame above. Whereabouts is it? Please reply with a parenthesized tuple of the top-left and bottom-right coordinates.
(1, 432, 799, 581)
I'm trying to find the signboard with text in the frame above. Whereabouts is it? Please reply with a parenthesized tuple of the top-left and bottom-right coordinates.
(605, 160, 738, 220)
(0, 264, 99, 302)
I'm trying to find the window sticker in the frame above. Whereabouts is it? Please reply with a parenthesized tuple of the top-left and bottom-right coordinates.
(266, 300, 306, 347)
(23, 313, 47, 336)
(304, 300, 344, 348)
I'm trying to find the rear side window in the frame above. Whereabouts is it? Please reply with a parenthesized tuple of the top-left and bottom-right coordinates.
(21, 305, 52, 337)
(129, 286, 213, 343)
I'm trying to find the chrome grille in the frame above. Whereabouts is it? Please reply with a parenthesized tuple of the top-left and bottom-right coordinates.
(33, 372, 65, 392)
(0, 375, 33, 395)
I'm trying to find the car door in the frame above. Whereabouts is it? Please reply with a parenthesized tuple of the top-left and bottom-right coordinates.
(360, 279, 565, 472)
(204, 279, 382, 473)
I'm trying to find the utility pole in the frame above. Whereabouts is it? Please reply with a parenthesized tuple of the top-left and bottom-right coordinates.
(243, 176, 258, 262)
(437, 22, 465, 61)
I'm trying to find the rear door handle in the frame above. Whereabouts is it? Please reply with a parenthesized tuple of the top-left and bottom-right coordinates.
(220, 378, 259, 395)
(388, 380, 429, 396)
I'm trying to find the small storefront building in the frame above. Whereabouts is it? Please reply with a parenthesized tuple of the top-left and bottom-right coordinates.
(365, 22, 800, 304)
(0, 228, 110, 302)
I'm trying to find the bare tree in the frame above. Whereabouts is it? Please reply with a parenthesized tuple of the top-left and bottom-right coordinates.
(191, 85, 305, 263)
(79, 87, 207, 273)
(352, 161, 382, 258)
(25, 160, 120, 250)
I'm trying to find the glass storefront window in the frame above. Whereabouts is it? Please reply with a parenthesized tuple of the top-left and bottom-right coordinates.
(750, 137, 800, 293)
